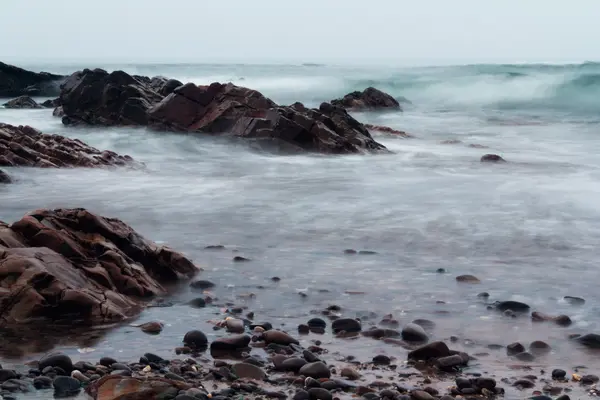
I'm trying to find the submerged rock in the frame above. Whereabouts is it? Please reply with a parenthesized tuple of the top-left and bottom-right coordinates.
(0, 62, 65, 97)
(481, 154, 506, 163)
(331, 87, 401, 110)
(0, 169, 11, 183)
(0, 208, 200, 325)
(0, 123, 140, 169)
(3, 95, 42, 109)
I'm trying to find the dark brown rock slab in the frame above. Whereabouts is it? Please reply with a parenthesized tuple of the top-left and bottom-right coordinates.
(0, 208, 200, 325)
(0, 62, 65, 97)
(0, 123, 139, 168)
(331, 87, 401, 110)
(59, 68, 163, 126)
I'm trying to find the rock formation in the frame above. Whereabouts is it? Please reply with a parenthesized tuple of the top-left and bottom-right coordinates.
(0, 208, 200, 325)
(331, 87, 401, 110)
(0, 62, 65, 97)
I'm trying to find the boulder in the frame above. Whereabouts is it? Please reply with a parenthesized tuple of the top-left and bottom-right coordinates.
(0, 208, 200, 324)
(59, 68, 163, 126)
(3, 95, 42, 109)
(0, 123, 139, 168)
(0, 62, 65, 97)
(149, 84, 388, 154)
(331, 87, 401, 110)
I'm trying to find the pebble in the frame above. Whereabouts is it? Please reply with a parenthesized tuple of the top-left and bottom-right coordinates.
(495, 300, 530, 312)
(340, 367, 361, 380)
(481, 154, 506, 163)
(513, 379, 535, 388)
(70, 370, 89, 383)
(552, 369, 567, 380)
(564, 296, 585, 305)
(190, 280, 216, 289)
(307, 387, 332, 400)
(225, 318, 245, 333)
(408, 341, 451, 360)
(331, 318, 362, 333)
(455, 274, 480, 283)
(231, 362, 266, 380)
(401, 323, 429, 342)
(299, 362, 331, 379)
(233, 256, 251, 262)
(307, 318, 327, 329)
(506, 342, 526, 356)
(514, 352, 536, 362)
(139, 321, 164, 334)
(52, 376, 81, 398)
(529, 340, 551, 355)
(281, 357, 307, 372)
(183, 330, 208, 350)
(99, 357, 117, 367)
(263, 330, 299, 345)
(581, 374, 599, 384)
(575, 333, 600, 348)
(410, 390, 435, 400)
(436, 355, 465, 370)
(32, 376, 52, 389)
(38, 353, 73, 374)
(0, 370, 16, 383)
(210, 334, 251, 351)
(372, 355, 391, 365)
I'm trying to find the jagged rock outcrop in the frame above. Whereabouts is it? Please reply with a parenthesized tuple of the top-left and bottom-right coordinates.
(59, 69, 163, 126)
(0, 208, 200, 324)
(331, 87, 401, 110)
(0, 62, 65, 97)
(0, 123, 139, 168)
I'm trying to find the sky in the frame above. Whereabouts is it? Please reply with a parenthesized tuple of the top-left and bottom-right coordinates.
(1, 0, 599, 66)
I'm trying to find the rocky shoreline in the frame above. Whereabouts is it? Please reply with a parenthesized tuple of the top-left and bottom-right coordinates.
(0, 62, 567, 400)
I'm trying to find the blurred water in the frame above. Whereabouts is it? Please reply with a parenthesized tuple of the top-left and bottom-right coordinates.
(1, 63, 600, 388)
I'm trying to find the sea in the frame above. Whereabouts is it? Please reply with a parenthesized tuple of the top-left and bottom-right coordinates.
(1, 61, 600, 397)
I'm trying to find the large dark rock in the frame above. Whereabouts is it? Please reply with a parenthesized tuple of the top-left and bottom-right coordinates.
(331, 87, 401, 111)
(59, 68, 163, 126)
(3, 95, 42, 109)
(0, 62, 65, 98)
(0, 123, 139, 168)
(0, 208, 200, 325)
(149, 83, 387, 154)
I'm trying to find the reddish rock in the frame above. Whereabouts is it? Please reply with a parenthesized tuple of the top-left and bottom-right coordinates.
(59, 68, 163, 126)
(149, 84, 387, 154)
(0, 208, 200, 325)
(85, 375, 191, 400)
(364, 124, 412, 138)
(331, 87, 401, 111)
(0, 123, 139, 168)
(57, 68, 387, 154)
(3, 95, 43, 109)
(0, 62, 65, 97)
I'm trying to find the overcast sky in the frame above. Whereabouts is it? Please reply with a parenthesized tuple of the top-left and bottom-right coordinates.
(1, 0, 598, 66)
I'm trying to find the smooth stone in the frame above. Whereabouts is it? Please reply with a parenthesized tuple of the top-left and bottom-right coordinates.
(476, 377, 496, 389)
(331, 318, 361, 333)
(231, 363, 266, 380)
(481, 154, 506, 163)
(142, 353, 165, 364)
(529, 341, 551, 355)
(233, 256, 251, 262)
(190, 280, 215, 289)
(299, 362, 331, 379)
(99, 357, 117, 367)
(53, 376, 81, 397)
(164, 372, 185, 381)
(436, 355, 466, 370)
(556, 396, 571, 400)
(507, 342, 526, 356)
(552, 369, 567, 380)
(70, 370, 89, 383)
(581, 374, 599, 384)
(263, 330, 299, 345)
(183, 330, 208, 349)
(477, 292, 490, 298)
(298, 324, 310, 334)
(408, 341, 451, 360)
(307, 318, 327, 329)
(293, 389, 310, 400)
(496, 300, 530, 312)
(401, 323, 429, 342)
(226, 318, 245, 333)
(410, 390, 435, 400)
(455, 274, 480, 283)
(514, 352, 536, 362)
(513, 379, 535, 388)
(564, 296, 585, 305)
(340, 367, 361, 380)
(372, 355, 391, 365)
(110, 363, 131, 372)
(281, 358, 307, 372)
(455, 377, 471, 389)
(32, 376, 53, 389)
(303, 350, 321, 363)
(39, 353, 73, 374)
(575, 333, 600, 348)
(211, 335, 251, 351)
(139, 321, 163, 334)
(187, 297, 207, 308)
(250, 322, 273, 331)
(175, 395, 198, 400)
(308, 387, 332, 400)
(411, 319, 435, 330)
(0, 371, 16, 383)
